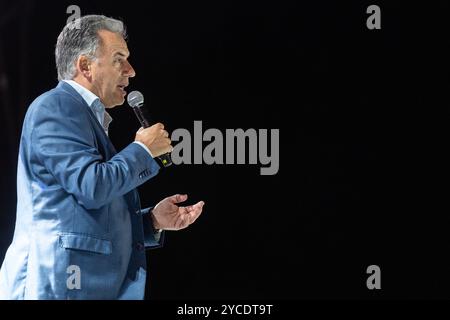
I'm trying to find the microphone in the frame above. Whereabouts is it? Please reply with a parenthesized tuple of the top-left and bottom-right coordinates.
(127, 90, 172, 167)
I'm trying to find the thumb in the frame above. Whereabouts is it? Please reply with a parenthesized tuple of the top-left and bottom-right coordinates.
(168, 194, 188, 204)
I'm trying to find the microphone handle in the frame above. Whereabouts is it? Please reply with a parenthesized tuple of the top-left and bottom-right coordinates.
(155, 153, 173, 167)
(133, 106, 173, 167)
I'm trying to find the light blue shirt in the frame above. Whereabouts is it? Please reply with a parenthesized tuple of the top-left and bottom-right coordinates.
(63, 80, 153, 157)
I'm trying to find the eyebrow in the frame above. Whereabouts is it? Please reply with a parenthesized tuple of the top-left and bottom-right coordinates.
(113, 51, 129, 58)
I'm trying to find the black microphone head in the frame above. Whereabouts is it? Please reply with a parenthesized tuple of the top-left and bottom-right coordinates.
(127, 90, 144, 108)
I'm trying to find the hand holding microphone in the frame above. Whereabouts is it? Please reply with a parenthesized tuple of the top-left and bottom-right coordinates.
(135, 122, 172, 157)
(128, 91, 173, 167)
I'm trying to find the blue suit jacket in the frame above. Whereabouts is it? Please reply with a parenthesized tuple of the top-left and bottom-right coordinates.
(0, 82, 163, 299)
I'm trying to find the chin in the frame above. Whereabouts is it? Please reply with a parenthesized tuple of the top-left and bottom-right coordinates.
(107, 98, 125, 108)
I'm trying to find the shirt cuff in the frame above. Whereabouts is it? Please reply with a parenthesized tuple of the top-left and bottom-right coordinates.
(153, 228, 163, 242)
(133, 141, 154, 158)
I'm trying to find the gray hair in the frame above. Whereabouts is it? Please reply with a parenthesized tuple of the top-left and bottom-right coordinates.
(55, 15, 127, 81)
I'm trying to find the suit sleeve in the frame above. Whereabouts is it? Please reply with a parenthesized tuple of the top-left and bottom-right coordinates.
(140, 207, 165, 249)
(31, 96, 160, 209)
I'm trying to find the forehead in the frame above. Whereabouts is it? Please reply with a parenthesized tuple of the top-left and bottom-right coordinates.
(97, 29, 129, 55)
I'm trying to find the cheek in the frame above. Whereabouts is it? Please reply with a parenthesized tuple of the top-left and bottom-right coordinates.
(92, 65, 112, 81)
(91, 70, 106, 87)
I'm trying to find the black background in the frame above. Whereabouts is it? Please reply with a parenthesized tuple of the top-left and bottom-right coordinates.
(0, 0, 449, 299)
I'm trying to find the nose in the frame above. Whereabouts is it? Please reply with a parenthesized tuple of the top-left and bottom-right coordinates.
(124, 60, 136, 78)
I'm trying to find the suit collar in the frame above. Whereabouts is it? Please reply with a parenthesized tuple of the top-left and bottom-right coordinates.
(62, 80, 99, 107)
(56, 81, 88, 107)
(56, 81, 113, 136)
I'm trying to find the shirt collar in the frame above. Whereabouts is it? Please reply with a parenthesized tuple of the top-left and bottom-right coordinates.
(63, 79, 99, 107)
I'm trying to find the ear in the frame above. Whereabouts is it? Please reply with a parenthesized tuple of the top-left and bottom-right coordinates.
(76, 55, 92, 80)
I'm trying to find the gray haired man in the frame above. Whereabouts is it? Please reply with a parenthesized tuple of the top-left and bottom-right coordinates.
(0, 15, 204, 299)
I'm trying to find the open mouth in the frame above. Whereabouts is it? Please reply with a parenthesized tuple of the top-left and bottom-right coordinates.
(117, 85, 127, 95)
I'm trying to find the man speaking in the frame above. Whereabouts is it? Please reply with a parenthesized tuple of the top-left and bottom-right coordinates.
(0, 15, 204, 299)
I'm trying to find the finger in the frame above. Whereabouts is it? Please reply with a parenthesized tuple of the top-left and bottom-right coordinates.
(168, 194, 188, 204)
(185, 201, 205, 211)
(137, 127, 144, 133)
(184, 201, 204, 213)
(154, 122, 164, 130)
(161, 130, 169, 138)
(161, 145, 173, 154)
(185, 201, 204, 224)
(156, 137, 171, 146)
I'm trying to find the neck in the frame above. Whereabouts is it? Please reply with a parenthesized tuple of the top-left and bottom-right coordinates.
(71, 76, 103, 100)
